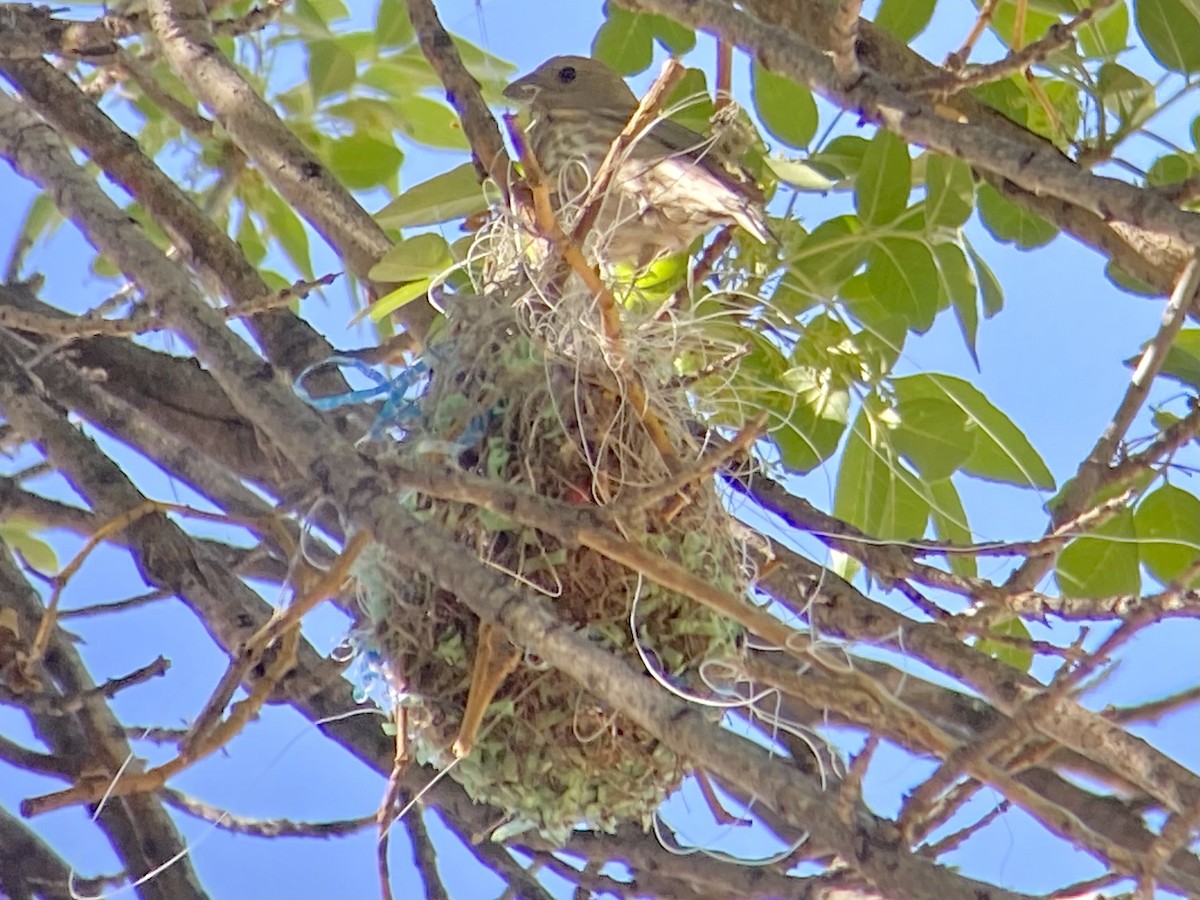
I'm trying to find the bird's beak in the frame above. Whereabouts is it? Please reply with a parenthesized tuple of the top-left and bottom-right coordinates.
(502, 76, 538, 104)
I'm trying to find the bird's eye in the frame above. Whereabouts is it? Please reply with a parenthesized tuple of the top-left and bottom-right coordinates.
(557, 66, 577, 84)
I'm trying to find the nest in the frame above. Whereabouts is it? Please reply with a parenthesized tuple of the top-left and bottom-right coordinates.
(348, 216, 755, 842)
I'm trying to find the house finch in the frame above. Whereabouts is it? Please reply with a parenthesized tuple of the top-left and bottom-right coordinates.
(503, 56, 771, 267)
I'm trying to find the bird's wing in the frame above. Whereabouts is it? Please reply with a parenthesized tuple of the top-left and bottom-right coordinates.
(640, 118, 765, 202)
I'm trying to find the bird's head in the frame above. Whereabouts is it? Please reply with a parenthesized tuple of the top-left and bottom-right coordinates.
(503, 55, 639, 112)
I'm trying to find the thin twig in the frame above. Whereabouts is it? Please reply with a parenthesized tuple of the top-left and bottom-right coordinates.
(161, 788, 375, 837)
(0, 656, 169, 715)
(913, 0, 1118, 96)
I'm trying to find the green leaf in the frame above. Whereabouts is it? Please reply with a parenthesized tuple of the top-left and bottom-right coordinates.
(986, 0, 1061, 48)
(1135, 484, 1200, 584)
(261, 193, 314, 279)
(1056, 509, 1141, 598)
(769, 367, 852, 472)
(856, 130, 911, 226)
(1079, 0, 1130, 57)
(809, 135, 871, 181)
(866, 238, 940, 333)
(362, 57, 444, 96)
(375, 0, 414, 46)
(308, 39, 357, 99)
(928, 478, 977, 579)
(773, 214, 867, 314)
(751, 62, 818, 149)
(976, 616, 1034, 672)
(290, 0, 334, 34)
(972, 75, 1077, 148)
(834, 403, 931, 540)
(764, 156, 835, 191)
(935, 241, 980, 363)
(1107, 260, 1162, 296)
(1097, 63, 1156, 130)
(328, 134, 403, 190)
(393, 95, 469, 150)
(662, 68, 714, 134)
(893, 396, 976, 479)
(236, 208, 267, 266)
(449, 38, 517, 84)
(1036, 80, 1081, 147)
(1147, 153, 1199, 187)
(1098, 61, 1156, 112)
(1127, 328, 1200, 388)
(0, 521, 58, 573)
(376, 163, 489, 229)
(369, 233, 453, 281)
(967, 242, 1005, 317)
(367, 278, 433, 321)
(16, 193, 62, 247)
(875, 0, 937, 41)
(893, 373, 1054, 489)
(1136, 0, 1200, 72)
(925, 155, 975, 229)
(592, 5, 653, 74)
(647, 12, 695, 54)
(325, 97, 401, 133)
(977, 183, 1057, 249)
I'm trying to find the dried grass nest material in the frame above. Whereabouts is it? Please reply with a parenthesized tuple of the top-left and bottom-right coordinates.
(352, 286, 750, 842)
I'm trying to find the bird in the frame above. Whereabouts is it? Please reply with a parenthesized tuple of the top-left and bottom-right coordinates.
(502, 55, 771, 267)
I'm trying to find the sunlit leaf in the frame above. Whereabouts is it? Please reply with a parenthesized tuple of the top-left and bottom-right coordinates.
(375, 0, 414, 46)
(1147, 153, 1199, 186)
(1056, 509, 1141, 598)
(662, 68, 714, 134)
(925, 155, 975, 229)
(893, 395, 976, 479)
(0, 521, 58, 574)
(875, 0, 937, 41)
(1127, 328, 1200, 389)
(262, 192, 314, 279)
(866, 237, 940, 333)
(593, 8, 648, 73)
(308, 39, 357, 99)
(769, 367, 852, 472)
(1136, 0, 1200, 72)
(236, 209, 267, 266)
(1079, 0, 1130, 57)
(328, 134, 403, 190)
(366, 278, 433, 322)
(978, 184, 1057, 249)
(809, 135, 871, 181)
(376, 163, 489, 229)
(752, 62, 818, 149)
(893, 373, 1054, 489)
(369, 233, 453, 281)
(773, 214, 867, 314)
(393, 95, 469, 150)
(834, 403, 931, 540)
(934, 241, 980, 363)
(986, 0, 1060, 48)
(856, 130, 911, 226)
(1135, 483, 1200, 585)
(765, 157, 835, 191)
(967, 242, 1005, 317)
(976, 616, 1034, 672)
(927, 478, 977, 579)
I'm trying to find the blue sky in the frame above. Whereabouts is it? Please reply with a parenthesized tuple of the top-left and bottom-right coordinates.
(1, 0, 1198, 896)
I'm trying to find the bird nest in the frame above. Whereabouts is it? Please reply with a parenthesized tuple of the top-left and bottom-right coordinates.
(344, 216, 756, 841)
